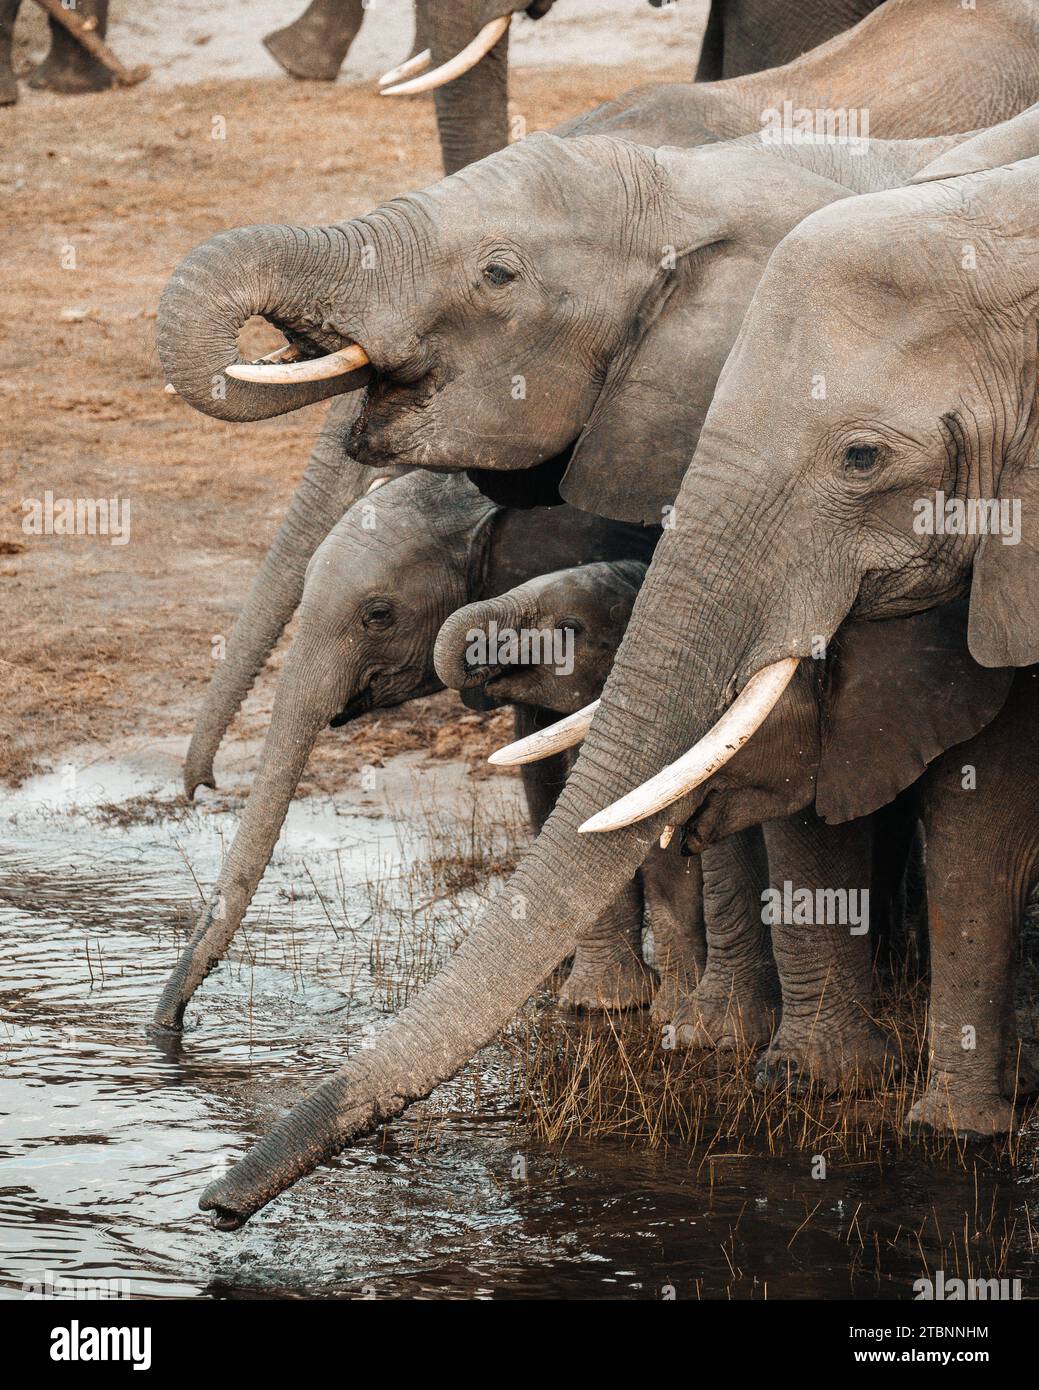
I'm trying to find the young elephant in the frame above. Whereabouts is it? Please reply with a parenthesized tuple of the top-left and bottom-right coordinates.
(434, 560, 707, 1018)
(153, 471, 656, 1032)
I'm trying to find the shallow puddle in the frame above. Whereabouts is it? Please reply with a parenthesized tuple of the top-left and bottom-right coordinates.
(1, 754, 1038, 1299)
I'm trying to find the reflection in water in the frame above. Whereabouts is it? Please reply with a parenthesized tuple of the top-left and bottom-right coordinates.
(1, 759, 1037, 1300)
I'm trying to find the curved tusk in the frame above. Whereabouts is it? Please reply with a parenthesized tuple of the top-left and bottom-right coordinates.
(378, 48, 431, 87)
(164, 382, 178, 395)
(488, 699, 599, 767)
(225, 342, 369, 384)
(366, 474, 393, 493)
(579, 658, 800, 835)
(381, 16, 510, 96)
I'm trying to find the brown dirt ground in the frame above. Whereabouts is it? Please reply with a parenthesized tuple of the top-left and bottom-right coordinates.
(0, 62, 689, 789)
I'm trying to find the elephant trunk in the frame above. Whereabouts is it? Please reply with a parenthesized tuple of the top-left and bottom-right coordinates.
(433, 586, 539, 690)
(155, 636, 348, 1031)
(198, 466, 851, 1226)
(184, 396, 377, 798)
(157, 222, 369, 422)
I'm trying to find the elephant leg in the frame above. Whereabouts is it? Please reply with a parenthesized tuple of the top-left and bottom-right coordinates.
(755, 812, 890, 1093)
(644, 840, 705, 1026)
(557, 875, 656, 1012)
(906, 695, 1039, 1135)
(673, 826, 778, 1051)
(0, 0, 19, 105)
(28, 0, 113, 93)
(263, 0, 365, 82)
(510, 708, 654, 1011)
(513, 705, 570, 837)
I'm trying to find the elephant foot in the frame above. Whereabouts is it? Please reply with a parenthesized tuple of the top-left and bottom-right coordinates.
(557, 954, 656, 1012)
(27, 46, 113, 94)
(905, 1081, 1015, 1138)
(754, 1020, 893, 1095)
(263, 5, 362, 82)
(672, 980, 776, 1052)
(650, 971, 700, 1028)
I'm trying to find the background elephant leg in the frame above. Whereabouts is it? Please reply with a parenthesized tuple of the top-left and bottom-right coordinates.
(511, 708, 653, 1010)
(907, 701, 1039, 1135)
(263, 0, 366, 82)
(673, 826, 778, 1051)
(756, 813, 889, 1093)
(28, 0, 112, 92)
(0, 0, 19, 105)
(644, 841, 705, 1026)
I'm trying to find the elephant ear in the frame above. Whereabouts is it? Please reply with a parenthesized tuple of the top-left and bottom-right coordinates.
(559, 249, 720, 523)
(967, 458, 1039, 667)
(815, 599, 1014, 824)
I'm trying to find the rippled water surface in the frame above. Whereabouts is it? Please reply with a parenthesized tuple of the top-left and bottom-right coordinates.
(2, 755, 1038, 1300)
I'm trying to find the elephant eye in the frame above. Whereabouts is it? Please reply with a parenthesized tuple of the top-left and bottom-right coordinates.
(483, 262, 515, 286)
(362, 601, 395, 632)
(556, 617, 584, 635)
(842, 443, 880, 476)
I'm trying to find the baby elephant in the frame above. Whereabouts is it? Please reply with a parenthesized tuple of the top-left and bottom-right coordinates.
(153, 471, 656, 1031)
(435, 562, 707, 1020)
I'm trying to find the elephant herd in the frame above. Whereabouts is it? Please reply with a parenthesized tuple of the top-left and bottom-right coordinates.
(152, 0, 1039, 1230)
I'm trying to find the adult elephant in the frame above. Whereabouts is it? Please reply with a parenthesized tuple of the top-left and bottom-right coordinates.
(175, 0, 1039, 801)
(686, 0, 884, 81)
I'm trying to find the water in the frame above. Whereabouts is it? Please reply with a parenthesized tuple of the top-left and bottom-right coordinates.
(2, 754, 1038, 1300)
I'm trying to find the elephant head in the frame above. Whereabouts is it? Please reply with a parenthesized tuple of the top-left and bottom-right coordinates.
(158, 134, 881, 521)
(434, 558, 647, 715)
(155, 470, 651, 1030)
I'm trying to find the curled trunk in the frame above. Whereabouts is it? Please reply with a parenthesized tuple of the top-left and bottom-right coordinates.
(433, 586, 538, 690)
(157, 223, 367, 422)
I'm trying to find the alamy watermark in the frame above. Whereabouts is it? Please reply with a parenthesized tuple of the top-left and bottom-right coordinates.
(912, 491, 1020, 546)
(465, 621, 574, 677)
(22, 491, 131, 547)
(761, 880, 869, 934)
(914, 1270, 1022, 1301)
(760, 100, 870, 155)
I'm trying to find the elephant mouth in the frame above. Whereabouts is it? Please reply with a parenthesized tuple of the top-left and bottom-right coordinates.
(330, 687, 374, 727)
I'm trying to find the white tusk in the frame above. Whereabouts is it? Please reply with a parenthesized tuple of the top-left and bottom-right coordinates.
(381, 16, 510, 95)
(488, 699, 599, 767)
(366, 475, 393, 493)
(164, 382, 178, 395)
(659, 825, 675, 850)
(579, 659, 800, 835)
(378, 49, 431, 87)
(225, 342, 369, 384)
